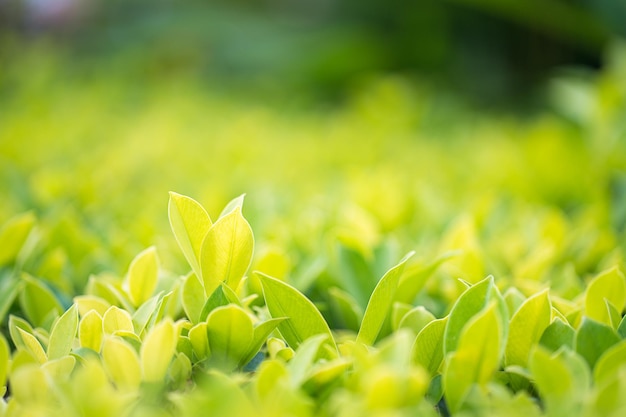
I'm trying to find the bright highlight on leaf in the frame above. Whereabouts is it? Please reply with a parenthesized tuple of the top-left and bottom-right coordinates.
(584, 267, 626, 326)
(141, 319, 177, 382)
(126, 246, 159, 307)
(201, 207, 254, 295)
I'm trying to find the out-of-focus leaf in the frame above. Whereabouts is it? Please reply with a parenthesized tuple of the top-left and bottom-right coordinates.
(199, 284, 240, 322)
(132, 293, 162, 336)
(584, 267, 626, 326)
(169, 192, 212, 279)
(503, 287, 527, 317)
(575, 317, 620, 369)
(594, 339, 626, 386)
(218, 194, 246, 219)
(394, 250, 459, 304)
(443, 303, 502, 413)
(257, 272, 337, 356)
(505, 289, 551, 367)
(126, 246, 159, 307)
(141, 319, 177, 382)
(288, 334, 329, 387)
(47, 304, 78, 360)
(102, 306, 135, 335)
(0, 275, 23, 324)
(357, 252, 414, 345)
(398, 306, 436, 334)
(328, 287, 363, 331)
(412, 316, 448, 376)
(201, 207, 254, 295)
(102, 337, 141, 389)
(17, 328, 47, 364)
(0, 334, 9, 388)
(42, 355, 75, 379)
(19, 274, 63, 328)
(73, 295, 110, 317)
(0, 211, 36, 267)
(444, 275, 508, 355)
(182, 273, 205, 323)
(188, 322, 209, 360)
(79, 310, 103, 351)
(206, 305, 254, 369)
(240, 318, 287, 367)
(539, 318, 575, 352)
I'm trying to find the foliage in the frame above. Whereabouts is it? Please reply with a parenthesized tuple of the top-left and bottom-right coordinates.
(1, 42, 626, 416)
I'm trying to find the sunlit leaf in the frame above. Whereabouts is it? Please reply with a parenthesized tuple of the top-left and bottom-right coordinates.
(47, 303, 79, 360)
(188, 322, 209, 360)
(585, 267, 626, 326)
(79, 310, 103, 351)
(206, 305, 254, 369)
(182, 273, 205, 323)
(505, 289, 551, 367)
(0, 276, 23, 324)
(398, 306, 436, 334)
(17, 328, 47, 364)
(73, 295, 111, 317)
(169, 192, 212, 279)
(443, 303, 502, 413)
(102, 306, 135, 335)
(594, 339, 626, 386)
(539, 318, 575, 352)
(257, 272, 337, 356)
(19, 273, 63, 328)
(412, 316, 448, 376)
(357, 252, 414, 345)
(102, 337, 141, 389)
(394, 250, 459, 304)
(201, 207, 254, 295)
(0, 334, 9, 388)
(141, 319, 177, 382)
(126, 246, 159, 307)
(0, 211, 36, 267)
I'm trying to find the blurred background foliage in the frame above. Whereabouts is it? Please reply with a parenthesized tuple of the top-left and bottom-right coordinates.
(1, 0, 626, 106)
(0, 0, 626, 301)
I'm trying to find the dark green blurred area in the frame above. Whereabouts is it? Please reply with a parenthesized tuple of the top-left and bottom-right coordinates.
(1, 0, 625, 107)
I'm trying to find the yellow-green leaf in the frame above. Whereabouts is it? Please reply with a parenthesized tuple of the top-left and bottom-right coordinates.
(356, 252, 414, 345)
(79, 310, 103, 351)
(102, 337, 141, 389)
(102, 306, 134, 335)
(594, 340, 626, 386)
(168, 192, 212, 279)
(17, 328, 47, 364)
(182, 273, 206, 323)
(127, 246, 159, 307)
(206, 305, 254, 368)
(257, 272, 337, 356)
(74, 295, 111, 316)
(443, 303, 502, 413)
(200, 207, 254, 295)
(505, 289, 551, 367)
(0, 211, 36, 267)
(412, 316, 448, 376)
(47, 304, 79, 360)
(19, 274, 63, 328)
(0, 334, 9, 388)
(188, 322, 209, 360)
(141, 319, 177, 382)
(585, 267, 626, 326)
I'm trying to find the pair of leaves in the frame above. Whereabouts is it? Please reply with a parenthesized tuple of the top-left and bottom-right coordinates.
(584, 267, 626, 327)
(169, 192, 253, 296)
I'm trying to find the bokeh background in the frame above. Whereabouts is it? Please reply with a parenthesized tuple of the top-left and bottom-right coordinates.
(1, 0, 626, 300)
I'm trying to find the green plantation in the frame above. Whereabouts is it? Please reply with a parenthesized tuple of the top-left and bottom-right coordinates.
(1, 44, 626, 417)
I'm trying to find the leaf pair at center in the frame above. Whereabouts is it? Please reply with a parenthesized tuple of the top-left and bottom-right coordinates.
(169, 192, 253, 296)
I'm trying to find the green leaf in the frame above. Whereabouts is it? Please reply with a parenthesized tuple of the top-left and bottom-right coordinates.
(240, 318, 287, 367)
(17, 328, 47, 364)
(8, 315, 34, 350)
(356, 252, 414, 345)
(0, 276, 23, 323)
(328, 287, 363, 331)
(102, 337, 141, 389)
(530, 347, 590, 415)
(168, 192, 212, 279)
(102, 306, 134, 335)
(47, 304, 79, 360)
(73, 295, 110, 316)
(0, 211, 36, 267)
(585, 267, 626, 326)
(503, 287, 527, 317)
(0, 334, 9, 388)
(199, 284, 240, 322)
(505, 289, 551, 367)
(219, 194, 246, 219)
(539, 318, 575, 352)
(443, 303, 503, 413)
(288, 334, 329, 387)
(182, 273, 206, 323)
(594, 340, 626, 386)
(78, 310, 103, 351)
(131, 292, 163, 336)
(575, 317, 620, 369)
(398, 306, 436, 334)
(444, 275, 508, 355)
(394, 250, 459, 304)
(141, 319, 177, 382)
(257, 272, 337, 356)
(201, 207, 254, 295)
(206, 305, 254, 369)
(188, 323, 209, 360)
(618, 314, 626, 338)
(126, 246, 159, 307)
(19, 274, 63, 328)
(412, 316, 448, 376)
